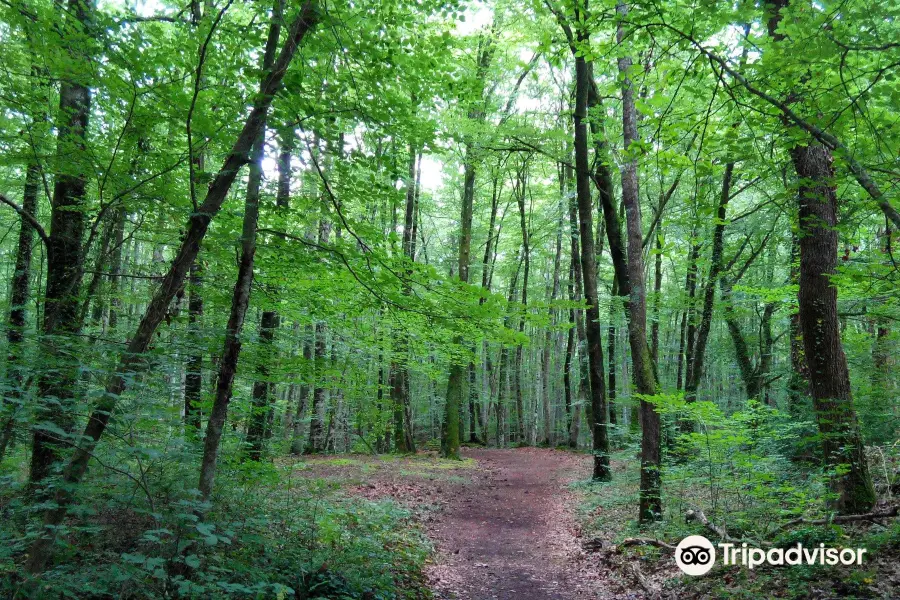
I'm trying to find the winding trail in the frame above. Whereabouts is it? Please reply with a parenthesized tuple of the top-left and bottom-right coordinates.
(426, 448, 607, 600)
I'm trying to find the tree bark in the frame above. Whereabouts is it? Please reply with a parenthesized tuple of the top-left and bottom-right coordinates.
(184, 261, 204, 432)
(0, 156, 41, 462)
(514, 161, 530, 445)
(30, 0, 93, 486)
(684, 164, 733, 407)
(246, 125, 293, 459)
(650, 232, 663, 365)
(766, 0, 874, 512)
(290, 328, 313, 455)
(541, 196, 564, 445)
(391, 142, 418, 453)
(246, 309, 279, 460)
(608, 278, 618, 427)
(573, 22, 610, 480)
(787, 232, 810, 415)
(617, 1, 660, 521)
(792, 143, 876, 513)
(199, 0, 284, 494)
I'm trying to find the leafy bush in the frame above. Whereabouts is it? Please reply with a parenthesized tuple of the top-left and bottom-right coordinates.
(1, 461, 431, 599)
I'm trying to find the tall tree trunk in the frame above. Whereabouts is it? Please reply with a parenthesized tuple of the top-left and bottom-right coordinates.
(497, 254, 522, 448)
(246, 310, 278, 460)
(185, 65, 206, 433)
(290, 328, 313, 455)
(199, 0, 284, 496)
(391, 142, 418, 453)
(675, 238, 699, 392)
(307, 302, 329, 453)
(30, 0, 93, 486)
(540, 198, 564, 445)
(23, 3, 318, 574)
(617, 2, 660, 521)
(246, 124, 293, 459)
(720, 277, 761, 400)
(184, 262, 204, 432)
(650, 232, 663, 365)
(766, 0, 874, 512)
(474, 172, 504, 446)
(792, 144, 875, 513)
(608, 278, 618, 428)
(573, 23, 610, 480)
(787, 232, 810, 416)
(514, 162, 530, 445)
(442, 33, 494, 459)
(107, 206, 126, 332)
(681, 237, 700, 392)
(684, 164, 732, 408)
(564, 279, 576, 448)
(0, 158, 41, 462)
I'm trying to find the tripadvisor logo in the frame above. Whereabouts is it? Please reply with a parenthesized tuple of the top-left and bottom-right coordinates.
(675, 535, 716, 575)
(675, 535, 868, 576)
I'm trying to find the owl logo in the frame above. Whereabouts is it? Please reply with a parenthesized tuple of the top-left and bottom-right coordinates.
(675, 535, 716, 575)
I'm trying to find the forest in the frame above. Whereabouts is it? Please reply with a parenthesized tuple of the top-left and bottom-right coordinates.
(0, 0, 898, 597)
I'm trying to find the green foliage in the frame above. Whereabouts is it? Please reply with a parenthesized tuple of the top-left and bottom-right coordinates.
(1, 465, 431, 599)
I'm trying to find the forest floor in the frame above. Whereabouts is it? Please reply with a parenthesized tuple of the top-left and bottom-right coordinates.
(296, 447, 900, 599)
(300, 447, 635, 600)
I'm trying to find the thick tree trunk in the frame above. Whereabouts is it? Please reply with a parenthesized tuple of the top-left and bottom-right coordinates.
(573, 34, 610, 481)
(30, 0, 93, 486)
(617, 2, 660, 521)
(766, 0, 874, 512)
(792, 143, 875, 514)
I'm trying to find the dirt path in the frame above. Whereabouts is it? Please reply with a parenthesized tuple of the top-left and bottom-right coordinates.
(425, 448, 607, 600)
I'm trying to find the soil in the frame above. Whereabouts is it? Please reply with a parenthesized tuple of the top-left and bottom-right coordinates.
(420, 448, 608, 600)
(312, 447, 641, 599)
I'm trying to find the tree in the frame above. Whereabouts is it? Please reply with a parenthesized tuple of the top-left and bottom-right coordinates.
(766, 0, 875, 514)
(571, 2, 611, 481)
(23, 2, 319, 572)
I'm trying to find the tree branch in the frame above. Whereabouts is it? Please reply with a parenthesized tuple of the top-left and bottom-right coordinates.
(0, 193, 49, 245)
(642, 20, 900, 229)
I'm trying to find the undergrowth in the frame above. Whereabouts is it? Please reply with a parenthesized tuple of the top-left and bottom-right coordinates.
(0, 454, 432, 599)
(574, 399, 900, 599)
